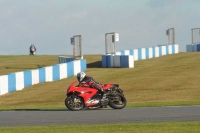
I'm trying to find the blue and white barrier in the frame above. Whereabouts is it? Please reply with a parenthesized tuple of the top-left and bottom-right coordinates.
(115, 44, 179, 61)
(186, 44, 200, 52)
(102, 55, 134, 68)
(0, 59, 86, 96)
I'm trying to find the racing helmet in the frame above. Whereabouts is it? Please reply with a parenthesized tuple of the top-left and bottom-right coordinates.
(77, 72, 86, 82)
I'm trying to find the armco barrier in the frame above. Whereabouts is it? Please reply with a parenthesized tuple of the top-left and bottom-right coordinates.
(102, 55, 134, 68)
(0, 59, 86, 96)
(186, 44, 200, 52)
(115, 44, 179, 61)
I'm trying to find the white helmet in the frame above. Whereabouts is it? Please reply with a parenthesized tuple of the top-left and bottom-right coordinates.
(77, 72, 86, 82)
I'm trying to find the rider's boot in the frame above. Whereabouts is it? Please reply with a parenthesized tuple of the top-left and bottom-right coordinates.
(100, 89, 108, 103)
(94, 84, 108, 103)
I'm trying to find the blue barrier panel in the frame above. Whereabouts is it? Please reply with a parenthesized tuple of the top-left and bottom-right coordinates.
(107, 56, 112, 67)
(120, 56, 129, 67)
(24, 70, 32, 87)
(121, 50, 125, 55)
(172, 44, 175, 54)
(138, 48, 142, 60)
(53, 65, 60, 81)
(197, 44, 200, 51)
(65, 58, 76, 62)
(145, 48, 149, 59)
(102, 55, 107, 68)
(67, 62, 74, 77)
(130, 50, 134, 55)
(166, 45, 169, 55)
(39, 68, 46, 83)
(8, 73, 16, 93)
(80, 59, 87, 71)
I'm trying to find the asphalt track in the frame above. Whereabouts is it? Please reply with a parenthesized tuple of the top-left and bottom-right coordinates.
(0, 106, 200, 126)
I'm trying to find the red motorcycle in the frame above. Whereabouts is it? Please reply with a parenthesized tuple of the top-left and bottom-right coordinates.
(65, 81, 127, 111)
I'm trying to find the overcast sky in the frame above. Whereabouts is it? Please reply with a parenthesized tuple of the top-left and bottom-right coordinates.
(0, 0, 200, 55)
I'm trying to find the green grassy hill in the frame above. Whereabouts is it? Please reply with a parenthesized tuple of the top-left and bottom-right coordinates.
(0, 53, 200, 110)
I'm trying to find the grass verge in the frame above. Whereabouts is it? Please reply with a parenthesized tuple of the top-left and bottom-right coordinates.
(0, 122, 200, 133)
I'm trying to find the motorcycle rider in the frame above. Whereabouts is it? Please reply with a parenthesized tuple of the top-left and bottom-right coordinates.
(29, 44, 36, 54)
(76, 72, 107, 102)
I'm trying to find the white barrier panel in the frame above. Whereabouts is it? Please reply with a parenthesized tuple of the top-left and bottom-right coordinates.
(162, 46, 166, 56)
(127, 55, 134, 68)
(59, 63, 67, 79)
(168, 45, 172, 54)
(149, 47, 153, 59)
(73, 61, 81, 76)
(141, 48, 146, 60)
(124, 50, 130, 55)
(15, 72, 24, 91)
(155, 47, 159, 57)
(115, 52, 121, 55)
(0, 75, 8, 95)
(32, 69, 39, 85)
(175, 44, 179, 53)
(45, 66, 53, 82)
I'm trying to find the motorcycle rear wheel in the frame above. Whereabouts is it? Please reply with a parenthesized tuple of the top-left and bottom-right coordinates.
(108, 94, 126, 109)
(65, 96, 84, 111)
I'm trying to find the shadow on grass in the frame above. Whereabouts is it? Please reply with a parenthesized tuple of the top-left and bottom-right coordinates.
(87, 61, 102, 68)
(4, 65, 45, 69)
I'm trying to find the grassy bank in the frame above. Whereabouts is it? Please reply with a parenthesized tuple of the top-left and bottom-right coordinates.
(0, 53, 200, 110)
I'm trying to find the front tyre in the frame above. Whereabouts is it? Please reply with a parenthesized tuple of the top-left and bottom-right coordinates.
(108, 94, 127, 109)
(65, 95, 84, 111)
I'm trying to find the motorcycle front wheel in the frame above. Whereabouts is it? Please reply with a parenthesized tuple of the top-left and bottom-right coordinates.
(65, 95, 84, 111)
(108, 94, 127, 109)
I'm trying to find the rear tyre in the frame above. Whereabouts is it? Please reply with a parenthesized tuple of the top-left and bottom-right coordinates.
(108, 94, 126, 109)
(65, 95, 84, 111)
